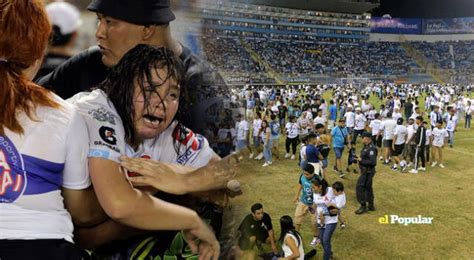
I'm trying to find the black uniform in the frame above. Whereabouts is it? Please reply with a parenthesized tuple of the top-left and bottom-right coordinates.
(356, 142, 378, 208)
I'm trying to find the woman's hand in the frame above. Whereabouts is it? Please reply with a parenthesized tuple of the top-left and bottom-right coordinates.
(184, 219, 220, 260)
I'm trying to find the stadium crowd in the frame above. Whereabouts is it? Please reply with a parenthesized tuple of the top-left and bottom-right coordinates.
(224, 82, 472, 259)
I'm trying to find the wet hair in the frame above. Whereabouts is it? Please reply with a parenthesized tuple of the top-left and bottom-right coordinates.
(278, 215, 302, 246)
(1, 0, 58, 135)
(100, 44, 185, 149)
(251, 203, 263, 213)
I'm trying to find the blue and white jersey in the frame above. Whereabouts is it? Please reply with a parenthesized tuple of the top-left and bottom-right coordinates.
(0, 95, 91, 242)
(70, 90, 214, 169)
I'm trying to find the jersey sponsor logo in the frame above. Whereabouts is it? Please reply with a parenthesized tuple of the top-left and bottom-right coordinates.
(0, 136, 26, 203)
(99, 126, 117, 145)
(88, 107, 117, 125)
(93, 140, 121, 153)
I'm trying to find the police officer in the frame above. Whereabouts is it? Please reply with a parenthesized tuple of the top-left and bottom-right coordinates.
(354, 131, 378, 214)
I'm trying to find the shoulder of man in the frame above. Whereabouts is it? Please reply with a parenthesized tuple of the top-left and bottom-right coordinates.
(36, 46, 107, 99)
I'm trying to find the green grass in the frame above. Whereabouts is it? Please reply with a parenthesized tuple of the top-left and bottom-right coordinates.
(230, 93, 474, 259)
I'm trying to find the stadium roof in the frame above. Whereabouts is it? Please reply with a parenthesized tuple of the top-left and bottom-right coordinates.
(229, 0, 378, 15)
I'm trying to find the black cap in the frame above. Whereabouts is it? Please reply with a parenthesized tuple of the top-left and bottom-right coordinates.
(361, 131, 372, 138)
(88, 0, 176, 25)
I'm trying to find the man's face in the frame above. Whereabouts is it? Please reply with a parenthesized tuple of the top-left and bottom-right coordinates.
(339, 120, 345, 127)
(363, 136, 371, 145)
(252, 208, 264, 221)
(133, 68, 180, 140)
(96, 14, 145, 67)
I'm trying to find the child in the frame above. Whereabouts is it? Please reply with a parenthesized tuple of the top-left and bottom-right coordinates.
(332, 182, 347, 228)
(431, 120, 448, 168)
(346, 146, 358, 174)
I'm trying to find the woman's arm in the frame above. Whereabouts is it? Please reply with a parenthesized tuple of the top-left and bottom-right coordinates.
(88, 158, 219, 256)
(62, 186, 108, 227)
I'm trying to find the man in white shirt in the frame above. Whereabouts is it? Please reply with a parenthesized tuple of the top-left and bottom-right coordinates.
(445, 107, 458, 148)
(465, 100, 472, 129)
(431, 120, 448, 168)
(379, 112, 397, 165)
(352, 107, 367, 145)
(430, 105, 442, 130)
(392, 107, 402, 122)
(391, 118, 407, 172)
(344, 106, 355, 135)
(236, 114, 250, 151)
(369, 113, 383, 156)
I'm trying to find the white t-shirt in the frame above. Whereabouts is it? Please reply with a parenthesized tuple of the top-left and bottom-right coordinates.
(70, 90, 214, 168)
(392, 112, 402, 122)
(253, 119, 262, 137)
(286, 122, 299, 139)
(282, 233, 305, 260)
(425, 129, 432, 146)
(313, 116, 327, 126)
(354, 113, 367, 130)
(344, 111, 355, 128)
(313, 187, 338, 225)
(1, 95, 90, 242)
(406, 124, 415, 144)
(393, 125, 408, 145)
(369, 119, 382, 136)
(297, 117, 310, 135)
(236, 120, 249, 141)
(432, 127, 448, 147)
(445, 115, 458, 132)
(300, 144, 307, 161)
(380, 119, 397, 140)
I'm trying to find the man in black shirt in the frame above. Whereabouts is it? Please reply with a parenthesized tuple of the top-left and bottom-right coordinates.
(238, 203, 277, 259)
(37, 0, 230, 258)
(37, 0, 225, 134)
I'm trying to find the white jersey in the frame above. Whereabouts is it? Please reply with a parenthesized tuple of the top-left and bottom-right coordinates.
(236, 120, 249, 141)
(344, 111, 355, 128)
(380, 119, 397, 140)
(70, 90, 214, 168)
(285, 122, 299, 139)
(354, 113, 367, 130)
(369, 119, 382, 136)
(252, 119, 262, 137)
(432, 128, 448, 147)
(1, 95, 90, 242)
(393, 125, 408, 145)
(445, 114, 458, 132)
